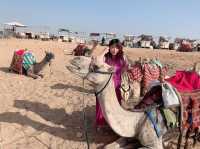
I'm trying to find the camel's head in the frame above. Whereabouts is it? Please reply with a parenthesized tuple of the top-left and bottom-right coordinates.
(45, 51, 55, 62)
(67, 56, 113, 85)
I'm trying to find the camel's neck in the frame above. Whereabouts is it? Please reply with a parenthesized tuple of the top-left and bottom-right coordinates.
(97, 75, 145, 137)
(34, 56, 49, 73)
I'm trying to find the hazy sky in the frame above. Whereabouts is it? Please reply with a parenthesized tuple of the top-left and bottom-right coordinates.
(1, 0, 200, 38)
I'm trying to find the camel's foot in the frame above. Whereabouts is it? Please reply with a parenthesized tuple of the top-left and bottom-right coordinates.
(31, 75, 38, 79)
(37, 74, 44, 78)
(104, 138, 141, 149)
(104, 137, 127, 149)
(29, 74, 43, 79)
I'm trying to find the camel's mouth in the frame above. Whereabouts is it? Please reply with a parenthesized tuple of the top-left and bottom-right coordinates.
(67, 57, 89, 77)
(70, 58, 81, 69)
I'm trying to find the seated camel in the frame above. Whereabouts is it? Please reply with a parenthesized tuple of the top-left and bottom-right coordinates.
(10, 50, 55, 79)
(27, 51, 55, 79)
(72, 40, 98, 56)
(67, 56, 165, 149)
(68, 56, 200, 148)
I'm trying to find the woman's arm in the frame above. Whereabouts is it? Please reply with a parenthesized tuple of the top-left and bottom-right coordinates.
(122, 54, 131, 72)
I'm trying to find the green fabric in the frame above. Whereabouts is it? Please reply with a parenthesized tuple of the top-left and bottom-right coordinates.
(22, 52, 36, 70)
(151, 59, 163, 68)
(161, 108, 178, 128)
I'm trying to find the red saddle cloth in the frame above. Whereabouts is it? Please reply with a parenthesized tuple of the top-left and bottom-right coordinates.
(9, 49, 26, 74)
(166, 71, 200, 130)
(166, 71, 200, 92)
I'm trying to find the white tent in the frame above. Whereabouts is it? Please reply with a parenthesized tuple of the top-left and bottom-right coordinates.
(4, 21, 27, 27)
(3, 21, 27, 37)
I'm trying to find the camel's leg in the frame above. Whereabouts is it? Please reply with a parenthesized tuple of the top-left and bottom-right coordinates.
(104, 137, 128, 149)
(137, 119, 163, 149)
(27, 69, 40, 79)
(37, 73, 44, 78)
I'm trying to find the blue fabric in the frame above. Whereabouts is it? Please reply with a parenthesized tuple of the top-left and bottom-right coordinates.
(146, 108, 167, 138)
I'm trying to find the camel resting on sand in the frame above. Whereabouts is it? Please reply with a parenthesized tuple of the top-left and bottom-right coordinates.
(27, 51, 55, 79)
(10, 51, 55, 79)
(67, 56, 165, 149)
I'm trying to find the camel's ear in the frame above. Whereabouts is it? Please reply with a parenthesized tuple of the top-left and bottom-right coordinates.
(96, 55, 105, 64)
(91, 56, 97, 63)
(45, 50, 50, 54)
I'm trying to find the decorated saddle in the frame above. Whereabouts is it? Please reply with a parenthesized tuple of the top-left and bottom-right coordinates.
(120, 58, 167, 105)
(133, 70, 200, 148)
(9, 49, 36, 74)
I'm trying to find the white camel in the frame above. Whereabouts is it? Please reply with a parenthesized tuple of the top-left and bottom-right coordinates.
(67, 56, 164, 149)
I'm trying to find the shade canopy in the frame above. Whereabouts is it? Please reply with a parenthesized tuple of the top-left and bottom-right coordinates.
(4, 21, 27, 27)
(58, 28, 71, 33)
(102, 32, 116, 36)
(90, 33, 100, 36)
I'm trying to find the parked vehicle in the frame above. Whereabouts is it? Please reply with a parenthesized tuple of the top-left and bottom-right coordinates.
(159, 36, 170, 49)
(139, 34, 154, 49)
(123, 35, 134, 48)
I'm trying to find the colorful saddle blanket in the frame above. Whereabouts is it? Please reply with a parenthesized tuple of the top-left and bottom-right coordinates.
(128, 59, 167, 96)
(136, 70, 200, 147)
(146, 108, 168, 137)
(10, 49, 36, 74)
(22, 52, 36, 70)
(180, 90, 200, 130)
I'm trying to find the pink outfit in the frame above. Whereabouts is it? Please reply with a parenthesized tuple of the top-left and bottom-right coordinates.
(96, 55, 127, 126)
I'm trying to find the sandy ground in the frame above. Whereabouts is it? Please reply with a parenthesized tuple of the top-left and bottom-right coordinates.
(0, 39, 200, 149)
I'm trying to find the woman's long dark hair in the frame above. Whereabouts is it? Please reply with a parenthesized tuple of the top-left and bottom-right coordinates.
(104, 39, 124, 60)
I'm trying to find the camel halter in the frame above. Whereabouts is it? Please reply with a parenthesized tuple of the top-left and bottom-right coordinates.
(81, 67, 113, 149)
(87, 63, 113, 96)
(94, 73, 113, 97)
(82, 79, 90, 149)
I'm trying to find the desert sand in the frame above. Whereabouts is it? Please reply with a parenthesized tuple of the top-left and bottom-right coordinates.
(0, 39, 200, 149)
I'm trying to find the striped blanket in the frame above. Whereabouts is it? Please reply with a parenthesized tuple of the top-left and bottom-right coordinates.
(22, 52, 36, 70)
(128, 60, 167, 96)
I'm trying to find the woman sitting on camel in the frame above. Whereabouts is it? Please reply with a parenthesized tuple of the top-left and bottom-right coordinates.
(95, 39, 129, 129)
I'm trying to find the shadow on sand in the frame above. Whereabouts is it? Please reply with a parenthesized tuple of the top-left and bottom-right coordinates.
(51, 83, 94, 94)
(0, 67, 14, 74)
(0, 100, 118, 148)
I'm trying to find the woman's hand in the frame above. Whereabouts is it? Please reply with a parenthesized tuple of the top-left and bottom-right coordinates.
(127, 64, 134, 70)
(108, 66, 115, 72)
(121, 66, 128, 73)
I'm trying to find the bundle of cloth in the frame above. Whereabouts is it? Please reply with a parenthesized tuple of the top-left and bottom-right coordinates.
(127, 58, 167, 96)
